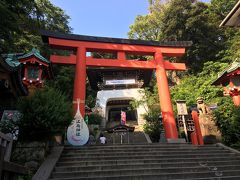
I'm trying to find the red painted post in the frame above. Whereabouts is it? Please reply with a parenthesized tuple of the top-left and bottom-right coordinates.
(232, 95, 240, 106)
(191, 111, 204, 145)
(190, 132, 198, 145)
(155, 52, 178, 139)
(73, 47, 86, 116)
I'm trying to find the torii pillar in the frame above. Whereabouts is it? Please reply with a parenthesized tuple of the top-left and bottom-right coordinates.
(155, 51, 178, 138)
(73, 47, 86, 115)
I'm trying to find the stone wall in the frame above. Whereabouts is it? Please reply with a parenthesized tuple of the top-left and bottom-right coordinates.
(11, 141, 49, 175)
(199, 114, 222, 144)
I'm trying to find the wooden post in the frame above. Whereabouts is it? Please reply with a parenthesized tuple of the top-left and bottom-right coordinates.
(155, 52, 178, 139)
(191, 110, 204, 145)
(73, 47, 86, 115)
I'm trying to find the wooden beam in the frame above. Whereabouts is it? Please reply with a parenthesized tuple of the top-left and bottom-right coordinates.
(50, 55, 186, 71)
(86, 57, 156, 69)
(50, 55, 76, 64)
(3, 161, 28, 175)
(48, 38, 186, 57)
(164, 61, 186, 71)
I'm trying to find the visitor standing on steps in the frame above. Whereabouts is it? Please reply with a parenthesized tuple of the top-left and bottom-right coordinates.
(100, 133, 107, 144)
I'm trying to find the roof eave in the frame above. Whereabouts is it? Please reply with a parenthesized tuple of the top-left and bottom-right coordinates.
(41, 30, 193, 48)
(220, 1, 240, 27)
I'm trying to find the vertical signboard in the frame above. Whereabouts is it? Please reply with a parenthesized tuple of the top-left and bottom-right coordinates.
(176, 100, 189, 142)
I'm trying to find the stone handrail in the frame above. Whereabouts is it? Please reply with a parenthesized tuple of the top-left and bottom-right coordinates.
(0, 131, 28, 179)
(0, 131, 13, 161)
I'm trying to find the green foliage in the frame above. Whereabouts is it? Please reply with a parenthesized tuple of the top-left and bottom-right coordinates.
(130, 83, 162, 142)
(128, 0, 239, 72)
(49, 66, 75, 99)
(0, 0, 71, 53)
(16, 87, 72, 141)
(0, 119, 16, 135)
(143, 107, 162, 142)
(213, 97, 240, 147)
(171, 61, 228, 107)
(48, 65, 97, 108)
(88, 113, 103, 125)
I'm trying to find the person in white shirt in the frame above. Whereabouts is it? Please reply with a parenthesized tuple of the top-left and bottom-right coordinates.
(99, 134, 107, 144)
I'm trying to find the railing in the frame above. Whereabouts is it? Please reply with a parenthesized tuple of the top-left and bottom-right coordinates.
(0, 131, 28, 179)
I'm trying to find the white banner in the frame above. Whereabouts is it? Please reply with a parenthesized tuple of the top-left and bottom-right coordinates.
(105, 79, 135, 85)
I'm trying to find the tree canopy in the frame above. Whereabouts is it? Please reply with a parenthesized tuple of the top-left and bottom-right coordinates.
(129, 0, 240, 146)
(0, 0, 71, 53)
(129, 0, 239, 72)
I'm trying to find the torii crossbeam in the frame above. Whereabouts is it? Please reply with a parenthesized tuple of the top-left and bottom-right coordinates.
(41, 30, 192, 140)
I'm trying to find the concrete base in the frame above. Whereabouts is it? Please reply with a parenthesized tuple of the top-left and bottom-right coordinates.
(167, 138, 186, 143)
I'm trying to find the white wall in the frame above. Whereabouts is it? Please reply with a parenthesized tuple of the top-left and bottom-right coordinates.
(96, 88, 147, 127)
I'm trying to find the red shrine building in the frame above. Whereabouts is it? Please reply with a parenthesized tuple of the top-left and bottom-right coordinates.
(0, 48, 52, 115)
(213, 0, 240, 106)
(212, 62, 240, 106)
(41, 30, 192, 140)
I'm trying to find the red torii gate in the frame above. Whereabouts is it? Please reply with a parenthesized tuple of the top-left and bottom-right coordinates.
(41, 31, 192, 140)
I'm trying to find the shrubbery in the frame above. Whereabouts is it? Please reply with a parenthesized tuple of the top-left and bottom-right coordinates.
(213, 97, 240, 149)
(143, 107, 162, 142)
(88, 113, 102, 125)
(16, 87, 72, 141)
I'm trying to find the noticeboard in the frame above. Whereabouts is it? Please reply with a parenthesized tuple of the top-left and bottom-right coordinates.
(176, 100, 188, 115)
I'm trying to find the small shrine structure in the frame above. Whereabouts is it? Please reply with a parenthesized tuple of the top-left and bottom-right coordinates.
(0, 48, 52, 111)
(41, 30, 192, 140)
(212, 62, 240, 106)
(18, 48, 52, 93)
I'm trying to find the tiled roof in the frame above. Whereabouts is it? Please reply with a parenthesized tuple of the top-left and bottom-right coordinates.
(41, 30, 193, 48)
(212, 61, 240, 85)
(1, 54, 21, 69)
(18, 48, 50, 64)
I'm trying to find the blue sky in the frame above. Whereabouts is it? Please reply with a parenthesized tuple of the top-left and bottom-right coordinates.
(50, 0, 210, 38)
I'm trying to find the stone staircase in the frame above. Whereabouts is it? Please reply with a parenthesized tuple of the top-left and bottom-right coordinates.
(49, 143, 240, 180)
(103, 131, 149, 144)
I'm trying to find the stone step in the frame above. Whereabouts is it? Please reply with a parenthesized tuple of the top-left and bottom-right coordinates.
(180, 176, 240, 180)
(50, 168, 240, 179)
(58, 152, 238, 161)
(54, 160, 240, 172)
(61, 149, 230, 157)
(63, 144, 214, 150)
(63, 146, 223, 153)
(56, 156, 240, 166)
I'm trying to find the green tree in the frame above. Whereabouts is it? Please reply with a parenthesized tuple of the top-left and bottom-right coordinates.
(0, 0, 71, 53)
(16, 87, 72, 141)
(171, 61, 228, 107)
(214, 97, 240, 148)
(128, 0, 238, 72)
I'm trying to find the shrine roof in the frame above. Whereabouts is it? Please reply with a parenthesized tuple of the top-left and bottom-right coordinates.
(212, 62, 240, 85)
(1, 54, 22, 70)
(106, 124, 135, 133)
(0, 56, 28, 96)
(41, 30, 193, 48)
(1, 48, 50, 68)
(220, 1, 240, 27)
(18, 48, 50, 64)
